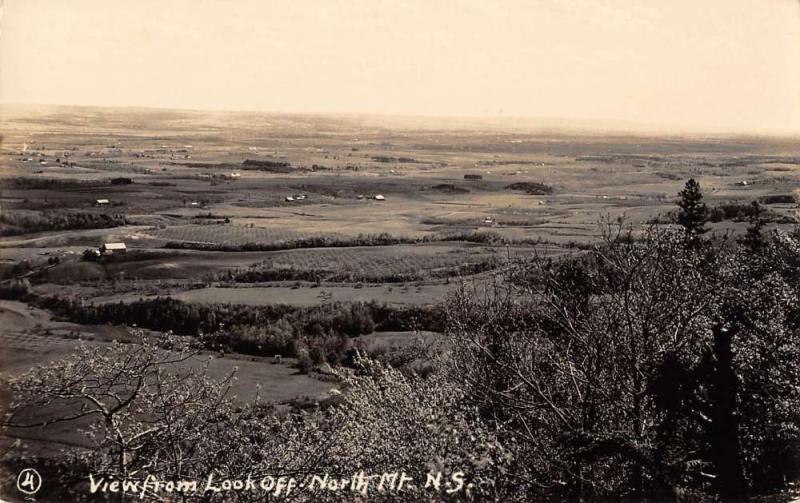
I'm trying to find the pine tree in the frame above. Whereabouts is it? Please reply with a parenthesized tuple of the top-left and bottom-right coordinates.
(677, 178, 708, 236)
(741, 201, 765, 253)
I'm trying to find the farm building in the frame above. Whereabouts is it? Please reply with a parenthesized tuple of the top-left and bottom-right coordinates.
(100, 242, 126, 254)
(374, 194, 386, 201)
(96, 199, 110, 206)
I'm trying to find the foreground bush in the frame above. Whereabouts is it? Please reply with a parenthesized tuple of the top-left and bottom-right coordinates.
(446, 223, 800, 500)
(3, 334, 506, 501)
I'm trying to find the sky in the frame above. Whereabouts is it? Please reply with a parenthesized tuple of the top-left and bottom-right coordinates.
(1, 0, 799, 134)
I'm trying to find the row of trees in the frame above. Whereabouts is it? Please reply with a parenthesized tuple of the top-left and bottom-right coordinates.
(219, 258, 500, 285)
(164, 232, 428, 252)
(0, 211, 129, 236)
(48, 297, 439, 340)
(0, 290, 445, 364)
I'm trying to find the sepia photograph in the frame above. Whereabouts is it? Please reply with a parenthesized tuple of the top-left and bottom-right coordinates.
(0, 1, 799, 501)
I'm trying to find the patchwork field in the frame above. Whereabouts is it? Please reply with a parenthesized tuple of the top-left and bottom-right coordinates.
(1, 105, 798, 462)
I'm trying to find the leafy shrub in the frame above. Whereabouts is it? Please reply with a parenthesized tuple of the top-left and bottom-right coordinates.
(506, 181, 554, 195)
(427, 183, 469, 194)
(241, 159, 293, 172)
(758, 194, 797, 205)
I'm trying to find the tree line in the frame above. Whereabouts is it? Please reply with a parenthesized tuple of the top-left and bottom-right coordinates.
(0, 212, 129, 236)
(0, 287, 444, 366)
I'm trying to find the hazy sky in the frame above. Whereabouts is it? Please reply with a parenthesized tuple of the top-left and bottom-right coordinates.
(1, 0, 799, 134)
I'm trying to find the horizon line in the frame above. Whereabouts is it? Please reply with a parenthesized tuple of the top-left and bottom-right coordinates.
(3, 101, 800, 140)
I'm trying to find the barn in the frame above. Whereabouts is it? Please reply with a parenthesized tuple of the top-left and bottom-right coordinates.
(100, 242, 127, 254)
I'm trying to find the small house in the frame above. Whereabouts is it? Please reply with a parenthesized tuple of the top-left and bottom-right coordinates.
(100, 242, 126, 255)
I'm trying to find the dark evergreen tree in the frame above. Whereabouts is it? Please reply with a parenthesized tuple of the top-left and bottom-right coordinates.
(741, 201, 765, 253)
(677, 178, 708, 237)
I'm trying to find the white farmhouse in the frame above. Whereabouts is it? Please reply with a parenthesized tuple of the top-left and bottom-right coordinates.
(100, 242, 127, 255)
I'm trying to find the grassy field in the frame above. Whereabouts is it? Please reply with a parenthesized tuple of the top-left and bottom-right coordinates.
(0, 300, 334, 402)
(225, 242, 560, 282)
(147, 223, 312, 245)
(0, 300, 334, 458)
(170, 284, 452, 306)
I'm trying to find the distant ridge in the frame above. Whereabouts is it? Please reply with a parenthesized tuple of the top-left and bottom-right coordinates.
(2, 103, 799, 140)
